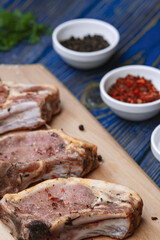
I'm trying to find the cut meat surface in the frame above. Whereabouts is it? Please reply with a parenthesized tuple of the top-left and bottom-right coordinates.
(0, 177, 143, 240)
(0, 81, 60, 134)
(0, 130, 98, 196)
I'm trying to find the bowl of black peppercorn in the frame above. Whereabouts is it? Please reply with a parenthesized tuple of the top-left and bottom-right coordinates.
(52, 18, 120, 69)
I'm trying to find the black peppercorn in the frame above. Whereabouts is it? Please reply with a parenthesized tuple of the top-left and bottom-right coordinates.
(51, 132, 58, 137)
(79, 124, 84, 131)
(97, 155, 102, 162)
(151, 217, 158, 221)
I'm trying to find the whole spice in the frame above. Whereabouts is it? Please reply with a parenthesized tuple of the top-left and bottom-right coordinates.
(108, 75, 160, 104)
(79, 124, 84, 131)
(60, 35, 110, 52)
(97, 155, 102, 162)
(24, 174, 29, 177)
(65, 217, 73, 226)
(51, 132, 58, 137)
(59, 144, 64, 149)
(151, 217, 158, 221)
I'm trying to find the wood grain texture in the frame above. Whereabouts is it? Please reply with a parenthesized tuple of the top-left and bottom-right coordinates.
(0, 64, 159, 240)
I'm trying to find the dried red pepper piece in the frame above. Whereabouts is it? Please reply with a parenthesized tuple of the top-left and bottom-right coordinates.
(108, 75, 160, 104)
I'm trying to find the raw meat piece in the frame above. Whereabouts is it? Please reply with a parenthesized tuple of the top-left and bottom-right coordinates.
(0, 129, 98, 196)
(0, 81, 60, 134)
(0, 177, 143, 240)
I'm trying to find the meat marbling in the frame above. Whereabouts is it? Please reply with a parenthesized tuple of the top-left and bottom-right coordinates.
(0, 81, 60, 134)
(0, 129, 98, 196)
(0, 177, 143, 240)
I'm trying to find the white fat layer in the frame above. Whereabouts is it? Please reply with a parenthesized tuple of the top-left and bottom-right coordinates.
(43, 163, 82, 179)
(4, 82, 37, 89)
(37, 90, 52, 95)
(0, 105, 44, 134)
(0, 101, 39, 120)
(72, 214, 127, 226)
(4, 85, 54, 104)
(5, 82, 55, 90)
(60, 218, 129, 240)
(8, 90, 52, 98)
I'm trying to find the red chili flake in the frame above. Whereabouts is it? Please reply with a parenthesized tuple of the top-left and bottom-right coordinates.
(59, 213, 62, 216)
(108, 75, 160, 104)
(52, 202, 58, 209)
(54, 198, 62, 203)
(52, 175, 56, 179)
(64, 201, 69, 205)
(4, 156, 7, 158)
(61, 188, 65, 192)
(45, 188, 49, 193)
(49, 196, 54, 201)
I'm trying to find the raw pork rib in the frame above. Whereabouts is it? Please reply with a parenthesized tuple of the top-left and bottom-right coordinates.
(0, 129, 98, 196)
(0, 177, 143, 240)
(0, 81, 60, 134)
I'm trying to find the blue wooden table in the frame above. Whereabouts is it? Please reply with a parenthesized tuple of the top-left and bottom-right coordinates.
(1, 0, 160, 187)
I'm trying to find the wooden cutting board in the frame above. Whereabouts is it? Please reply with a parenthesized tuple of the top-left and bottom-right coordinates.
(0, 64, 159, 240)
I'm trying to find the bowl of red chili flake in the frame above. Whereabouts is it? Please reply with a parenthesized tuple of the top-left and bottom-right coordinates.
(100, 65, 160, 121)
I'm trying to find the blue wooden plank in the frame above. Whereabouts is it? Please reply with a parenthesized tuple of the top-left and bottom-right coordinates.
(140, 152, 160, 187)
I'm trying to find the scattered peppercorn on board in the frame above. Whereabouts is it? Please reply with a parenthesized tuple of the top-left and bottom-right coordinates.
(0, 64, 160, 240)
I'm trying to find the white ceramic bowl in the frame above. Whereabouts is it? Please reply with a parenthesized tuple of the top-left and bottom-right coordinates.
(52, 18, 120, 69)
(151, 125, 160, 162)
(100, 65, 160, 121)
